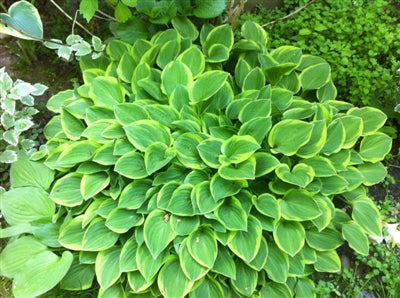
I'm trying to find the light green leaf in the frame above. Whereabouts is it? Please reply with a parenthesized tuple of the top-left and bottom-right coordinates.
(82, 218, 119, 251)
(80, 0, 98, 21)
(228, 216, 262, 262)
(215, 196, 248, 231)
(187, 227, 217, 268)
(106, 208, 143, 233)
(300, 63, 330, 90)
(254, 152, 280, 177)
(301, 156, 336, 177)
(60, 259, 95, 291)
(58, 217, 85, 250)
(13, 251, 73, 297)
(341, 116, 363, 149)
(166, 184, 195, 216)
(80, 172, 109, 200)
(218, 156, 256, 180)
(352, 198, 382, 237)
(118, 179, 152, 210)
(10, 156, 54, 190)
(359, 133, 392, 163)
(294, 278, 315, 298)
(50, 173, 84, 207)
(342, 221, 369, 255)
(279, 190, 321, 221)
(161, 61, 193, 97)
(190, 276, 224, 298)
(276, 163, 314, 188)
(171, 16, 198, 41)
(144, 210, 176, 259)
(89, 76, 125, 106)
(265, 243, 289, 283)
(120, 235, 138, 272)
(170, 215, 200, 236)
(114, 103, 149, 125)
(137, 244, 166, 282)
(210, 174, 244, 201)
(1, 186, 54, 226)
(158, 256, 194, 298)
(348, 107, 387, 135)
(177, 46, 205, 78)
(314, 250, 341, 273)
(145, 142, 176, 175)
(268, 119, 313, 156)
(124, 119, 172, 151)
(189, 71, 228, 103)
(114, 151, 147, 179)
(306, 227, 343, 251)
(231, 259, 257, 296)
(260, 282, 292, 298)
(358, 162, 387, 186)
(321, 119, 345, 155)
(274, 220, 305, 257)
(0, 1, 43, 40)
(197, 138, 223, 169)
(95, 247, 121, 289)
(212, 244, 236, 279)
(220, 135, 260, 164)
(60, 108, 85, 140)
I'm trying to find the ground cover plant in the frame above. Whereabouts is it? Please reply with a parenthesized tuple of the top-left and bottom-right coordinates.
(240, 0, 400, 118)
(0, 16, 394, 297)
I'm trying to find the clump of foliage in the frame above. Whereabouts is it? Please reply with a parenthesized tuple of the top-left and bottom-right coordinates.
(241, 0, 400, 117)
(0, 67, 47, 164)
(79, 0, 228, 23)
(0, 19, 393, 297)
(315, 242, 400, 297)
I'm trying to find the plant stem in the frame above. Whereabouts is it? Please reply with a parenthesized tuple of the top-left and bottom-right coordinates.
(96, 9, 120, 23)
(49, 0, 94, 36)
(262, 0, 318, 27)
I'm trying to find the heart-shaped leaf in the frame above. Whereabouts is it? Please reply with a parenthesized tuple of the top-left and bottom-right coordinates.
(276, 163, 315, 188)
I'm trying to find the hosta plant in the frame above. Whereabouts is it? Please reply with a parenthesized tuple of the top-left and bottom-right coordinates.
(0, 20, 393, 297)
(0, 67, 47, 164)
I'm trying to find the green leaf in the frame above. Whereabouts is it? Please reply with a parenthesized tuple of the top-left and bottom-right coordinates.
(347, 107, 387, 135)
(89, 76, 125, 106)
(242, 67, 265, 91)
(317, 80, 337, 102)
(137, 244, 166, 282)
(220, 135, 260, 164)
(118, 179, 152, 210)
(190, 276, 224, 298)
(254, 152, 280, 177)
(177, 46, 205, 78)
(127, 271, 153, 293)
(114, 152, 148, 179)
(145, 142, 176, 175)
(175, 132, 205, 169)
(144, 210, 176, 258)
(228, 216, 262, 262)
(193, 0, 227, 18)
(189, 71, 228, 103)
(115, 2, 132, 22)
(242, 21, 268, 46)
(156, 38, 181, 69)
(358, 162, 387, 186)
(265, 243, 289, 283)
(82, 218, 119, 251)
(95, 247, 121, 289)
(10, 156, 54, 190)
(314, 250, 341, 273)
(253, 193, 280, 219)
(0, 1, 43, 40)
(274, 220, 305, 257)
(279, 190, 321, 221)
(124, 119, 172, 151)
(58, 217, 85, 250)
(179, 239, 209, 281)
(341, 116, 363, 149)
(166, 184, 195, 216)
(60, 108, 85, 140)
(276, 163, 314, 188)
(260, 282, 292, 298)
(231, 259, 258, 296)
(352, 198, 382, 237)
(215, 196, 247, 231)
(212, 244, 236, 279)
(268, 119, 313, 156)
(60, 259, 95, 291)
(301, 156, 336, 177)
(79, 0, 98, 21)
(106, 208, 143, 233)
(239, 99, 271, 123)
(120, 235, 138, 272)
(306, 227, 343, 251)
(13, 250, 73, 297)
(50, 173, 84, 207)
(171, 16, 198, 41)
(297, 120, 327, 158)
(197, 138, 223, 169)
(114, 103, 149, 125)
(158, 256, 194, 298)
(342, 221, 369, 255)
(80, 172, 109, 199)
(219, 156, 256, 180)
(321, 119, 345, 155)
(161, 61, 193, 97)
(170, 215, 200, 236)
(359, 133, 392, 163)
(0, 236, 47, 278)
(210, 174, 244, 201)
(187, 227, 217, 268)
(1, 186, 54, 226)
(300, 63, 330, 90)
(57, 141, 99, 167)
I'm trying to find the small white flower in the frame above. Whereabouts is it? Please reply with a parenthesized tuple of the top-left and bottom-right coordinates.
(384, 223, 400, 246)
